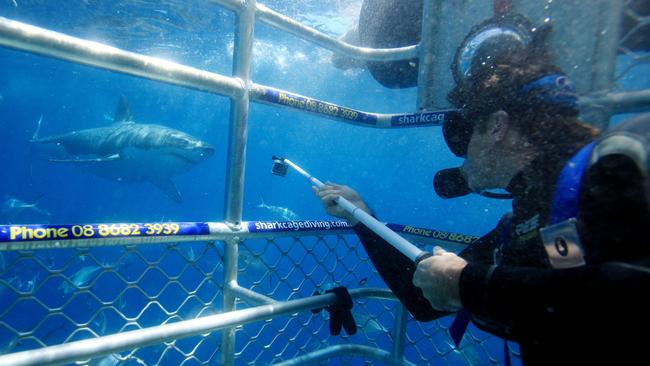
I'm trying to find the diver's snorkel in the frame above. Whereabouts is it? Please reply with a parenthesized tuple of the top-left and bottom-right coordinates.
(271, 156, 432, 265)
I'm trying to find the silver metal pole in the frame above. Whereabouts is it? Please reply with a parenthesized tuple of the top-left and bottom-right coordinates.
(0, 17, 244, 98)
(280, 158, 426, 263)
(0, 288, 396, 366)
(210, 0, 418, 62)
(230, 284, 278, 305)
(0, 292, 339, 366)
(222, 0, 256, 363)
(252, 3, 418, 62)
(0, 221, 356, 250)
(391, 304, 409, 363)
(581, 0, 624, 129)
(416, 0, 442, 111)
(221, 237, 239, 366)
(223, 0, 255, 226)
(580, 90, 650, 115)
(272, 344, 417, 366)
(0, 17, 444, 131)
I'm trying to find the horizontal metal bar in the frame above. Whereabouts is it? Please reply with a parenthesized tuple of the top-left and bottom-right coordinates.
(0, 287, 397, 366)
(210, 0, 418, 62)
(272, 344, 417, 366)
(0, 16, 448, 130)
(253, 2, 418, 62)
(251, 83, 459, 128)
(0, 292, 338, 366)
(0, 220, 352, 250)
(0, 220, 474, 251)
(229, 284, 278, 305)
(0, 17, 244, 98)
(579, 89, 650, 114)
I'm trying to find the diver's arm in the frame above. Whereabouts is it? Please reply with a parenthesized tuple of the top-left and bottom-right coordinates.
(353, 222, 447, 321)
(459, 260, 650, 335)
(354, 216, 506, 320)
(457, 215, 511, 263)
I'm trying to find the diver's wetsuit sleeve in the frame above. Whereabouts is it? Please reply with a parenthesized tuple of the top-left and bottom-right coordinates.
(353, 223, 449, 321)
(457, 215, 510, 263)
(351, 216, 506, 322)
(458, 154, 650, 339)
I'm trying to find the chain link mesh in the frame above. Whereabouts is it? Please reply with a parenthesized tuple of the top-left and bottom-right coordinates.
(1, 232, 516, 365)
(0, 241, 224, 365)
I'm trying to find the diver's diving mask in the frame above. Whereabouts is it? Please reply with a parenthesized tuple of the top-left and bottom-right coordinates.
(452, 13, 543, 84)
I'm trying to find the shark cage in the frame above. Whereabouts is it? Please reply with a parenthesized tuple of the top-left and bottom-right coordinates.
(0, 0, 648, 365)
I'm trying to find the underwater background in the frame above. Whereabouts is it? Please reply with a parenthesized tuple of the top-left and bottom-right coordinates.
(0, 0, 512, 231)
(1, 0, 649, 365)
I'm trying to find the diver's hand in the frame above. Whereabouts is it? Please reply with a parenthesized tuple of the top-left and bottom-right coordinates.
(412, 246, 467, 312)
(311, 182, 371, 225)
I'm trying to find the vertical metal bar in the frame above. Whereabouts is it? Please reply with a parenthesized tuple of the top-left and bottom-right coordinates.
(418, 1, 492, 111)
(584, 0, 624, 129)
(391, 304, 409, 363)
(221, 0, 256, 365)
(221, 238, 240, 366)
(519, 0, 624, 129)
(416, 0, 441, 112)
(224, 0, 255, 226)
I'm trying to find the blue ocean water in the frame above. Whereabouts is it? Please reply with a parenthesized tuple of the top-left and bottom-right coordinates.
(0, 0, 509, 232)
(1, 1, 647, 365)
(0, 2, 505, 362)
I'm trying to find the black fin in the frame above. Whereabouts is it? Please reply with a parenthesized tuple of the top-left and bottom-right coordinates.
(113, 96, 133, 124)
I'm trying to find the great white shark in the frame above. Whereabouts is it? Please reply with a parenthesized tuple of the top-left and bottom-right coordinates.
(31, 96, 215, 203)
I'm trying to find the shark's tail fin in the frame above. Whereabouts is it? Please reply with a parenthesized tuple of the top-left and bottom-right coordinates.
(27, 194, 51, 217)
(29, 194, 45, 207)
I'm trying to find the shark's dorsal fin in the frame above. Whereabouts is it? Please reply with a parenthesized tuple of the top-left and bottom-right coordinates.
(113, 96, 134, 124)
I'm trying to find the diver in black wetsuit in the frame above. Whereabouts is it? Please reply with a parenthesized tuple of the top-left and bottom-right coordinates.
(315, 45, 650, 364)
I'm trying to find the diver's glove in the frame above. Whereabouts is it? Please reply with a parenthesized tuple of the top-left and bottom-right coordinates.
(311, 286, 357, 336)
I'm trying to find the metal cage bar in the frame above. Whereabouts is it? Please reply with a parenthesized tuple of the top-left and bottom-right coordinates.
(0, 17, 244, 99)
(222, 1, 256, 361)
(210, 0, 419, 62)
(0, 220, 476, 251)
(0, 288, 393, 366)
(416, 0, 442, 111)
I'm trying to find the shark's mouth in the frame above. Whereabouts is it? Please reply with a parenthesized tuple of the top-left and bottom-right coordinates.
(169, 151, 200, 165)
(168, 148, 213, 165)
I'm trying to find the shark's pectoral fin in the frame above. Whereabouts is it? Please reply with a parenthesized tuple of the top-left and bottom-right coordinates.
(151, 178, 183, 203)
(45, 154, 121, 163)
